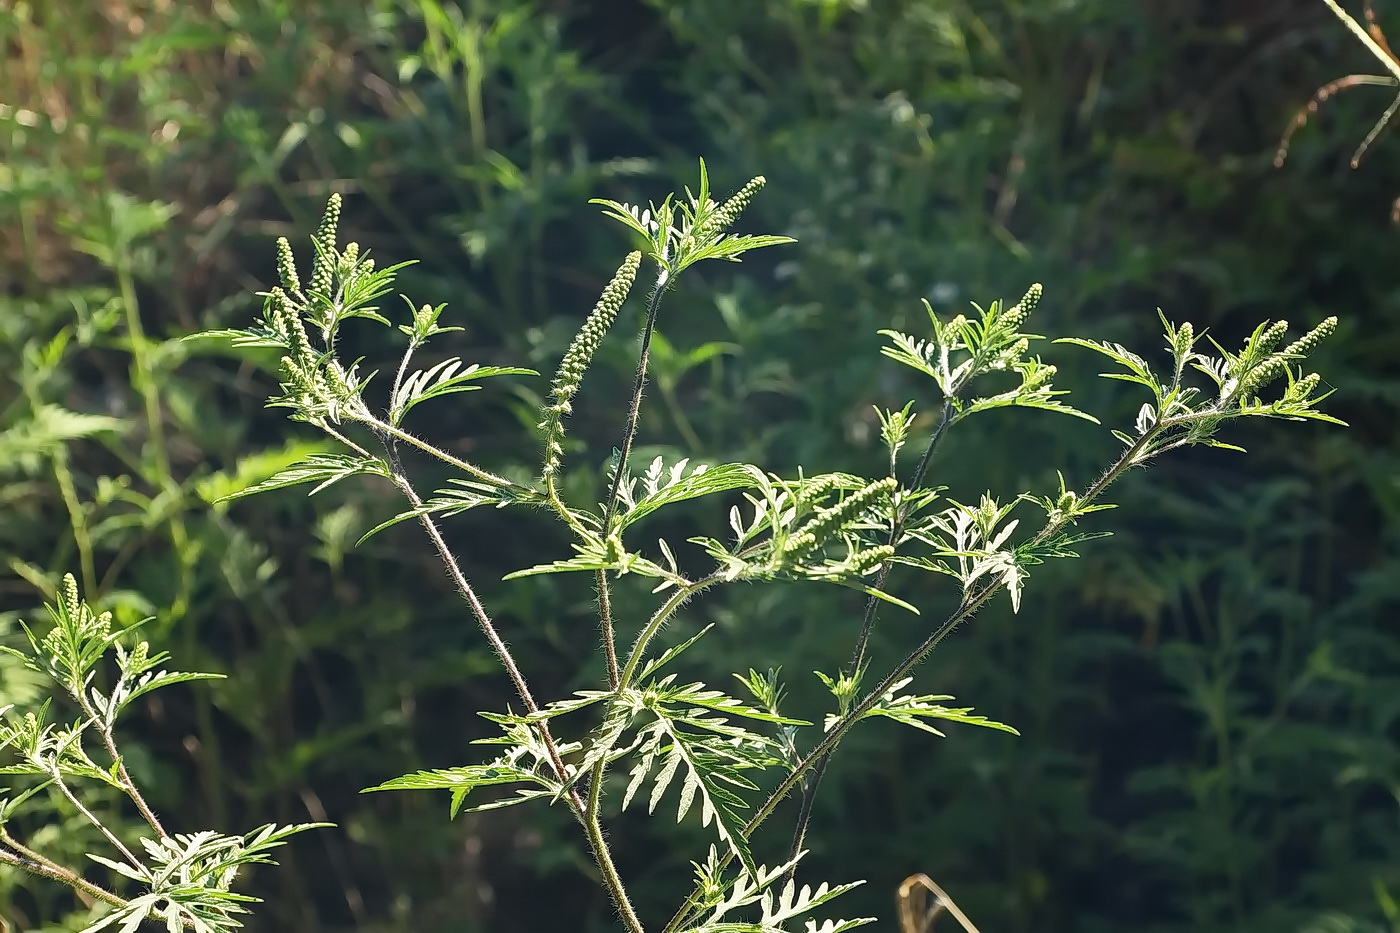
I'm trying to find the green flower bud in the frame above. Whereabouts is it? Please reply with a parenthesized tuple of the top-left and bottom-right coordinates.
(308, 193, 343, 299)
(275, 236, 300, 293)
(849, 544, 895, 575)
(1281, 316, 1337, 359)
(541, 252, 642, 479)
(784, 477, 898, 561)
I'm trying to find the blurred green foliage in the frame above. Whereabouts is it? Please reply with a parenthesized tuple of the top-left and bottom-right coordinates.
(2, 0, 1397, 931)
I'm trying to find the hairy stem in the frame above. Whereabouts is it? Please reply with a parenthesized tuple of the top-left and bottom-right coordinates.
(583, 806, 645, 933)
(618, 580, 709, 691)
(583, 580, 708, 822)
(596, 569, 621, 690)
(602, 272, 671, 531)
(0, 839, 125, 908)
(365, 414, 543, 501)
(580, 577, 714, 932)
(386, 468, 572, 794)
(389, 345, 417, 412)
(594, 270, 672, 702)
(76, 695, 167, 838)
(379, 449, 644, 933)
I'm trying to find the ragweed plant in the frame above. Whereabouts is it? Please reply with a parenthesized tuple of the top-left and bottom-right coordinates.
(0, 574, 323, 931)
(197, 162, 1339, 932)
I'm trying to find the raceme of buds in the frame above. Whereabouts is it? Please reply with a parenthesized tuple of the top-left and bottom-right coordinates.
(308, 193, 343, 300)
(848, 544, 896, 575)
(541, 252, 642, 479)
(1177, 321, 1194, 349)
(61, 572, 80, 620)
(697, 176, 766, 241)
(1254, 319, 1290, 356)
(276, 236, 300, 294)
(1293, 372, 1322, 398)
(340, 241, 361, 274)
(1241, 316, 1336, 394)
(795, 474, 847, 511)
(1280, 316, 1337, 359)
(1002, 282, 1042, 330)
(781, 477, 898, 562)
(268, 288, 314, 362)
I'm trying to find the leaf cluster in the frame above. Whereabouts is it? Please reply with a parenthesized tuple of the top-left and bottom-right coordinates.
(0, 576, 324, 932)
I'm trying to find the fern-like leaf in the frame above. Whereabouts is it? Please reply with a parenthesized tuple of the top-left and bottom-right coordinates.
(389, 360, 535, 426)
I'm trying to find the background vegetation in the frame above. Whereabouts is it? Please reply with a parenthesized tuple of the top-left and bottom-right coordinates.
(1, 0, 1396, 931)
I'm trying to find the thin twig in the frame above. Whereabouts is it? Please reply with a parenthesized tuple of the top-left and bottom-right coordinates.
(601, 273, 671, 531)
(1323, 0, 1400, 81)
(51, 771, 143, 871)
(74, 695, 166, 838)
(0, 841, 126, 908)
(379, 450, 645, 933)
(898, 874, 981, 933)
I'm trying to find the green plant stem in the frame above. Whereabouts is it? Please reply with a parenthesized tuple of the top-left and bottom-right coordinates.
(389, 342, 419, 417)
(550, 487, 594, 539)
(380, 452, 644, 933)
(594, 271, 673, 695)
(785, 397, 958, 866)
(583, 580, 708, 818)
(625, 579, 709, 691)
(75, 697, 167, 838)
(0, 838, 125, 908)
(664, 417, 1173, 933)
(363, 414, 542, 501)
(19, 375, 97, 594)
(850, 396, 956, 668)
(116, 264, 193, 619)
(596, 569, 621, 690)
(579, 801, 644, 930)
(50, 450, 96, 596)
(50, 771, 142, 871)
(116, 256, 227, 833)
(579, 578, 713, 932)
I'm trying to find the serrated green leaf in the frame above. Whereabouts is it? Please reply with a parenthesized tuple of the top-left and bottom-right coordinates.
(638, 625, 717, 682)
(215, 453, 389, 501)
(390, 360, 536, 426)
(0, 405, 128, 473)
(617, 461, 761, 531)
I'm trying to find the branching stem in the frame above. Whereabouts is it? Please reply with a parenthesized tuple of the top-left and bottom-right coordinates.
(366, 415, 542, 501)
(665, 414, 1178, 933)
(785, 394, 959, 866)
(1323, 0, 1400, 81)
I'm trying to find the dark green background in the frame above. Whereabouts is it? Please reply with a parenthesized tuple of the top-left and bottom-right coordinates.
(2, 1, 1397, 931)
